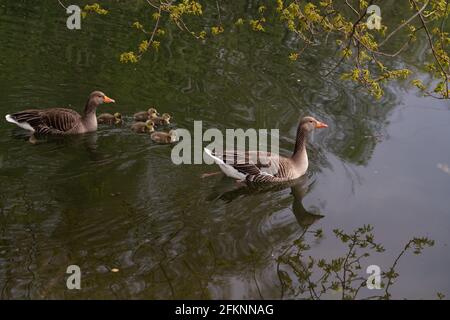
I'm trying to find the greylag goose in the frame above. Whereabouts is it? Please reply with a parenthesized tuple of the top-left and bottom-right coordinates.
(134, 108, 158, 122)
(204, 116, 328, 183)
(131, 120, 155, 133)
(5, 91, 115, 135)
(98, 112, 122, 125)
(150, 130, 178, 144)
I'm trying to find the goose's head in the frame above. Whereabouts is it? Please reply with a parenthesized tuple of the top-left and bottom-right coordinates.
(114, 112, 122, 124)
(300, 116, 328, 132)
(148, 108, 159, 119)
(145, 120, 155, 133)
(161, 113, 171, 124)
(89, 91, 115, 106)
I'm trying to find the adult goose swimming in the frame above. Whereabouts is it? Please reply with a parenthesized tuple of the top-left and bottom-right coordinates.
(5, 91, 115, 135)
(203, 116, 328, 184)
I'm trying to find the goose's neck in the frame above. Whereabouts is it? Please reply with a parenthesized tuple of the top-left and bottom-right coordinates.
(82, 99, 98, 130)
(291, 125, 308, 163)
(82, 99, 98, 118)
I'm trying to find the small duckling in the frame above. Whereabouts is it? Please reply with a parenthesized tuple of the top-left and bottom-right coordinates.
(134, 107, 158, 122)
(98, 112, 122, 125)
(150, 130, 178, 144)
(131, 120, 155, 133)
(153, 113, 171, 126)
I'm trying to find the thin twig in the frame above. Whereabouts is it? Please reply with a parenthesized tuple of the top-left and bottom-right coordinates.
(324, 0, 374, 77)
(383, 240, 413, 299)
(412, 0, 449, 98)
(57, 0, 67, 10)
(146, 0, 160, 10)
(379, 0, 429, 47)
(341, 236, 357, 299)
(345, 0, 359, 16)
(277, 228, 309, 299)
(138, 5, 162, 58)
(216, 0, 222, 26)
(439, 0, 449, 52)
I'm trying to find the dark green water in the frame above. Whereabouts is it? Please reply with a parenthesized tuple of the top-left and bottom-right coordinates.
(0, 1, 449, 299)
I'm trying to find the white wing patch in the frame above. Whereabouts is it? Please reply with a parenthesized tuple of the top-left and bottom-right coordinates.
(204, 148, 246, 180)
(5, 114, 36, 132)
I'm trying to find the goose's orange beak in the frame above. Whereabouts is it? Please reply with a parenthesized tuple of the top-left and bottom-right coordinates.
(104, 96, 115, 104)
(315, 121, 328, 129)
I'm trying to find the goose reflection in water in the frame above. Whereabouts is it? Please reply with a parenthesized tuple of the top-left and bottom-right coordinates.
(207, 175, 324, 229)
(10, 128, 107, 164)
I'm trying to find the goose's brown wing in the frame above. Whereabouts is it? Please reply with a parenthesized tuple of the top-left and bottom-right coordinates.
(216, 150, 282, 176)
(10, 108, 81, 134)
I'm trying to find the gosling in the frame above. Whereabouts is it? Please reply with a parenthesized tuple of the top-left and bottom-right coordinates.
(134, 107, 158, 122)
(131, 120, 155, 133)
(98, 112, 122, 125)
(150, 130, 178, 144)
(153, 113, 171, 126)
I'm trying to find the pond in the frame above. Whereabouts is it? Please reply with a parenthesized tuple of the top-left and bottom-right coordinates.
(0, 1, 449, 299)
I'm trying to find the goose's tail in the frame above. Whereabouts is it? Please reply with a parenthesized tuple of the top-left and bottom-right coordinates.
(5, 114, 17, 124)
(203, 148, 245, 180)
(5, 114, 36, 132)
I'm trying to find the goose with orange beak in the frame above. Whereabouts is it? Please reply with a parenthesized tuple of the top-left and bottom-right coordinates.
(204, 116, 328, 184)
(5, 91, 115, 135)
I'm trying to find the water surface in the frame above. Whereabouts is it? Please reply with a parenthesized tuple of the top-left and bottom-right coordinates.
(0, 1, 449, 299)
